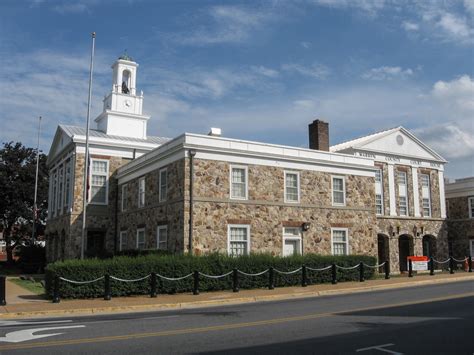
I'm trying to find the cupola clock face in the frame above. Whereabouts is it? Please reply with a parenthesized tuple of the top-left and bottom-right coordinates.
(124, 99, 132, 108)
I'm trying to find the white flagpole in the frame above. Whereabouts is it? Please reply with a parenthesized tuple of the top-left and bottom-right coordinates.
(32, 116, 42, 242)
(81, 32, 96, 260)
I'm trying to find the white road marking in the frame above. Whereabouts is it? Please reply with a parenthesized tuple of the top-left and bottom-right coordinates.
(356, 343, 403, 354)
(0, 320, 73, 327)
(0, 325, 85, 343)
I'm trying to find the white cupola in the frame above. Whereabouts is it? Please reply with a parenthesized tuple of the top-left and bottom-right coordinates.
(94, 53, 150, 139)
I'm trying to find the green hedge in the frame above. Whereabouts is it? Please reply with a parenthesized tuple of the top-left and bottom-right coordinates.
(45, 253, 377, 299)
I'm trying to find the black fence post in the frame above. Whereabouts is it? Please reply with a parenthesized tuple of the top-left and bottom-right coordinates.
(268, 267, 274, 290)
(302, 265, 307, 287)
(232, 268, 239, 293)
(408, 259, 413, 278)
(449, 257, 455, 274)
(384, 260, 390, 280)
(0, 276, 6, 306)
(52, 276, 60, 303)
(331, 264, 337, 285)
(469, 255, 472, 273)
(193, 271, 199, 295)
(430, 257, 434, 276)
(104, 274, 111, 301)
(150, 273, 157, 298)
(359, 262, 365, 282)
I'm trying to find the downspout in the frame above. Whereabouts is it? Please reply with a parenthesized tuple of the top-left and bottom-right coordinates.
(188, 149, 196, 255)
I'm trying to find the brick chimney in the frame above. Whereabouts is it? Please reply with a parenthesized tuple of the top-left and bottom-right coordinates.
(308, 119, 329, 151)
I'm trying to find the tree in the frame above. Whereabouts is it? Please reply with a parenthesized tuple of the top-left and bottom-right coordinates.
(0, 142, 48, 263)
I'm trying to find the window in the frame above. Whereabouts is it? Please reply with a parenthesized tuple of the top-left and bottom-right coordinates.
(332, 177, 345, 206)
(284, 172, 299, 203)
(283, 227, 302, 256)
(52, 170, 57, 216)
(469, 197, 474, 219)
(230, 166, 247, 200)
(375, 169, 382, 182)
(228, 225, 250, 256)
(156, 225, 168, 250)
(421, 174, 431, 217)
(159, 168, 167, 202)
(375, 194, 383, 215)
(58, 166, 64, 213)
(121, 184, 128, 212)
(64, 160, 71, 209)
(119, 231, 127, 251)
(331, 229, 349, 256)
(138, 177, 145, 208)
(136, 228, 145, 250)
(397, 171, 407, 185)
(90, 159, 109, 204)
(399, 196, 408, 216)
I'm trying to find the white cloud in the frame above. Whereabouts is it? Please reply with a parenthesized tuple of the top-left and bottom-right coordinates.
(432, 75, 474, 112)
(401, 21, 419, 32)
(250, 65, 279, 78)
(300, 41, 311, 49)
(281, 62, 330, 79)
(53, 3, 89, 14)
(309, 0, 385, 17)
(362, 66, 414, 81)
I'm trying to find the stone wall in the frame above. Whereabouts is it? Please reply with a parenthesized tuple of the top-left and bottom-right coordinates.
(447, 196, 474, 257)
(187, 158, 377, 256)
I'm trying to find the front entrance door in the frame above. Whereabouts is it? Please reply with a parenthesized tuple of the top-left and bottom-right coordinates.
(87, 231, 106, 257)
(283, 227, 302, 256)
(399, 235, 412, 272)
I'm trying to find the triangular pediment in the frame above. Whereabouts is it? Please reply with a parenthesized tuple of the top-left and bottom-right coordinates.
(354, 127, 446, 162)
(46, 126, 73, 166)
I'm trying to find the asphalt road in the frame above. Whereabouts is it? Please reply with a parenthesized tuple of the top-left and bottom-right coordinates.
(0, 280, 472, 354)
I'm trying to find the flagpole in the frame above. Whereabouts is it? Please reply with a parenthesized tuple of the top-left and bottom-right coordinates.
(81, 32, 96, 260)
(32, 116, 42, 243)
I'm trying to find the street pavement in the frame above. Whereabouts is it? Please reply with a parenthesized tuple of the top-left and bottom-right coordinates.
(0, 280, 472, 354)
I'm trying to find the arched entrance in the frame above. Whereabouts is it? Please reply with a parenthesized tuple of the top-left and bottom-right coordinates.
(377, 234, 389, 265)
(422, 235, 437, 258)
(399, 234, 414, 272)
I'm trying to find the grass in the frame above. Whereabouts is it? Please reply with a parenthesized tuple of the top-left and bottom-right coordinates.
(9, 277, 45, 295)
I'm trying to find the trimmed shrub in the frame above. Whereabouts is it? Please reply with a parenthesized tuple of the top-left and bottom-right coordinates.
(45, 253, 377, 299)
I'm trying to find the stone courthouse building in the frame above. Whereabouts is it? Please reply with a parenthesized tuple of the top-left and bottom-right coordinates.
(46, 55, 450, 272)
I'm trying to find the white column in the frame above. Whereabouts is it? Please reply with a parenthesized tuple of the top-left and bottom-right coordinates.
(388, 164, 397, 216)
(438, 170, 447, 218)
(412, 167, 421, 217)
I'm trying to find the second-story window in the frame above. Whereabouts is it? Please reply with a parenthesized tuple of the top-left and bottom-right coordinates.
(121, 184, 128, 212)
(375, 168, 384, 215)
(469, 197, 474, 219)
(421, 174, 431, 217)
(64, 160, 71, 209)
(230, 166, 247, 200)
(285, 171, 299, 203)
(138, 177, 146, 208)
(332, 176, 345, 206)
(90, 159, 109, 205)
(397, 171, 408, 216)
(159, 168, 167, 202)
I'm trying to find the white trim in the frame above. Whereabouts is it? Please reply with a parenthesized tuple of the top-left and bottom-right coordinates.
(412, 167, 421, 217)
(469, 197, 474, 219)
(438, 170, 447, 218)
(227, 224, 251, 256)
(331, 175, 346, 206)
(331, 228, 350, 256)
(138, 176, 146, 208)
(159, 167, 167, 203)
(388, 164, 396, 216)
(136, 228, 145, 249)
(89, 158, 109, 206)
(156, 225, 168, 250)
(121, 184, 128, 212)
(230, 165, 248, 200)
(119, 230, 127, 251)
(284, 171, 300, 203)
(282, 227, 302, 256)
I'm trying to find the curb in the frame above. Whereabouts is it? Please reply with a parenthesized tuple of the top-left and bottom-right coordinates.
(1, 274, 473, 319)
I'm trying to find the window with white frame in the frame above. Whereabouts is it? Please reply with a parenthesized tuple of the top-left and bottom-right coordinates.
(58, 166, 64, 213)
(332, 229, 349, 255)
(230, 166, 247, 200)
(52, 170, 57, 217)
(156, 225, 168, 250)
(284, 172, 299, 203)
(375, 168, 384, 215)
(119, 230, 127, 251)
(228, 225, 250, 256)
(159, 168, 167, 202)
(397, 171, 408, 216)
(332, 177, 345, 205)
(90, 159, 109, 204)
(469, 197, 474, 219)
(136, 228, 145, 249)
(121, 184, 128, 212)
(421, 174, 431, 217)
(64, 160, 71, 209)
(283, 227, 302, 256)
(138, 177, 145, 208)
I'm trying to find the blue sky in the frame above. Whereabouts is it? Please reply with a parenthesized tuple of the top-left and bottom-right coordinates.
(0, 0, 473, 178)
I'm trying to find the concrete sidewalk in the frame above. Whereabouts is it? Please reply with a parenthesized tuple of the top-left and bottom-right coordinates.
(1, 272, 473, 319)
